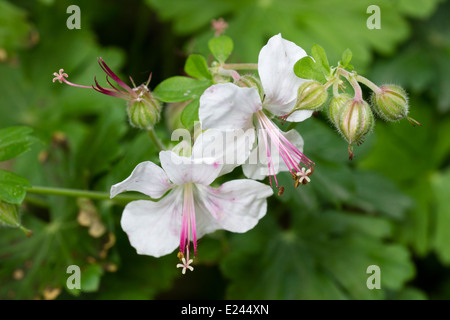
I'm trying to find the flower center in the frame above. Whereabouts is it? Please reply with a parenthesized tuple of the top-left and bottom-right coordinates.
(254, 110, 314, 193)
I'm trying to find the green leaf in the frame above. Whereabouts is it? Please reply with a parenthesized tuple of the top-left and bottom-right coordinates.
(341, 48, 353, 67)
(431, 169, 450, 264)
(184, 54, 212, 80)
(0, 169, 30, 204)
(352, 171, 413, 220)
(0, 201, 21, 227)
(0, 126, 34, 162)
(222, 213, 415, 299)
(311, 44, 330, 74)
(81, 264, 104, 293)
(147, 0, 442, 73)
(293, 56, 327, 83)
(0, 1, 32, 56)
(180, 98, 200, 128)
(208, 35, 233, 62)
(154, 76, 212, 103)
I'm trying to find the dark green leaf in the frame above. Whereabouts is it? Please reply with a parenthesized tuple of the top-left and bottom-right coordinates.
(0, 169, 30, 204)
(0, 126, 33, 162)
(81, 264, 104, 293)
(180, 98, 200, 128)
(431, 169, 450, 264)
(0, 201, 21, 228)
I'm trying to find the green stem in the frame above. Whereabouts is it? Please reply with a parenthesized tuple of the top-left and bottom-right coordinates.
(355, 75, 381, 93)
(26, 186, 149, 204)
(222, 63, 258, 70)
(337, 68, 362, 100)
(147, 127, 165, 151)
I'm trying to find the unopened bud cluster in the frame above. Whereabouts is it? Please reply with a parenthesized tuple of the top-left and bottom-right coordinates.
(290, 69, 416, 159)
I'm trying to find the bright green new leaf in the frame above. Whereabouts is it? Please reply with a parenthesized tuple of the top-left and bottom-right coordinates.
(294, 56, 327, 83)
(311, 44, 330, 74)
(180, 98, 200, 129)
(154, 76, 212, 103)
(208, 35, 234, 63)
(0, 126, 33, 162)
(0, 169, 30, 204)
(184, 54, 212, 80)
(341, 48, 353, 67)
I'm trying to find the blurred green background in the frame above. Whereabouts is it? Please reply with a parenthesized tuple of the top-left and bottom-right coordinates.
(0, 0, 449, 300)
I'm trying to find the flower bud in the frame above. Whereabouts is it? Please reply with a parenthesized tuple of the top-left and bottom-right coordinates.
(127, 85, 161, 130)
(294, 81, 328, 111)
(370, 85, 408, 121)
(327, 93, 352, 125)
(236, 74, 264, 99)
(337, 99, 375, 159)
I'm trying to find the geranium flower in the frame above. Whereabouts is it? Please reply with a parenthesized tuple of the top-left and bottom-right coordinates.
(199, 34, 315, 193)
(110, 150, 273, 274)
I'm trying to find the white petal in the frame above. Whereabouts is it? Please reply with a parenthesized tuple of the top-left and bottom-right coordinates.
(242, 128, 304, 179)
(159, 150, 223, 186)
(199, 83, 261, 130)
(286, 109, 314, 122)
(195, 180, 273, 233)
(259, 34, 308, 116)
(191, 126, 256, 176)
(121, 189, 183, 258)
(110, 161, 172, 199)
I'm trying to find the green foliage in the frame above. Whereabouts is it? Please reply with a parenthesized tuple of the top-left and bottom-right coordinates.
(180, 98, 200, 129)
(0, 126, 34, 162)
(184, 54, 212, 80)
(0, 170, 30, 204)
(208, 35, 234, 63)
(370, 3, 450, 112)
(154, 76, 212, 103)
(146, 0, 442, 70)
(0, 0, 33, 57)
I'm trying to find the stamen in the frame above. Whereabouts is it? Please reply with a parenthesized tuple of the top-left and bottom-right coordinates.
(179, 184, 198, 257)
(176, 245, 194, 274)
(52, 69, 92, 89)
(255, 111, 315, 191)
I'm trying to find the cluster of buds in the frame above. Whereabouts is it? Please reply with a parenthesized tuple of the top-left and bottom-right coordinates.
(289, 63, 419, 159)
(52, 58, 161, 130)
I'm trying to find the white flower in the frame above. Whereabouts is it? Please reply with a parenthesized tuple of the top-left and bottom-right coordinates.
(110, 150, 273, 273)
(199, 34, 315, 192)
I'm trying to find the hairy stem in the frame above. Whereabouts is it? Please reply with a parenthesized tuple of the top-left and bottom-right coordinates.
(222, 63, 258, 70)
(147, 127, 165, 151)
(26, 186, 149, 204)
